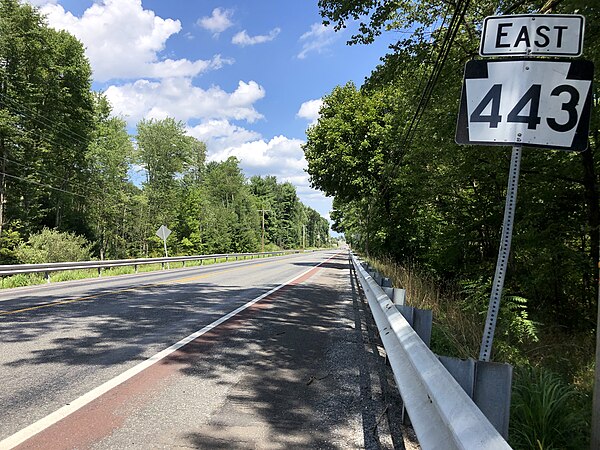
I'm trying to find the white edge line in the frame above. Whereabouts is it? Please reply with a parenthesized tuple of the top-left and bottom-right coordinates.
(0, 252, 339, 449)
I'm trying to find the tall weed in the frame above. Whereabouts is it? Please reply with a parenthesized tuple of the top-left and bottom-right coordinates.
(510, 367, 588, 449)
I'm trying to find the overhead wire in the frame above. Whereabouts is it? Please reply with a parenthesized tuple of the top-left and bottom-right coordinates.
(399, 0, 470, 155)
(377, 0, 471, 198)
(0, 87, 136, 202)
(0, 170, 87, 198)
(1, 155, 114, 200)
(0, 91, 92, 148)
(0, 101, 132, 207)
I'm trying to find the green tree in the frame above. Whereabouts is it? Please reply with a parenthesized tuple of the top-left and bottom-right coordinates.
(136, 117, 195, 250)
(16, 227, 92, 263)
(86, 93, 134, 260)
(0, 0, 94, 236)
(308, 0, 600, 329)
(203, 157, 260, 253)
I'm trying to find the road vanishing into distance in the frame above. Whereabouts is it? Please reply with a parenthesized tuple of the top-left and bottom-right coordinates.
(0, 250, 408, 450)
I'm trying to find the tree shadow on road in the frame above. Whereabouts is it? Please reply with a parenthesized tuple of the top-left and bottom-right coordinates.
(0, 253, 406, 449)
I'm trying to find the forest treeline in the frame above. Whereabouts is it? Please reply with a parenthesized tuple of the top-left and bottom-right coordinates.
(0, 0, 330, 265)
(306, 0, 599, 335)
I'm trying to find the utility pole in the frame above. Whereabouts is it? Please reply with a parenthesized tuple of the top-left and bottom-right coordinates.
(302, 225, 306, 250)
(257, 209, 270, 253)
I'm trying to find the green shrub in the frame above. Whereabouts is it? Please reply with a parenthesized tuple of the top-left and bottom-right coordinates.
(16, 228, 93, 263)
(510, 366, 588, 449)
(0, 227, 23, 264)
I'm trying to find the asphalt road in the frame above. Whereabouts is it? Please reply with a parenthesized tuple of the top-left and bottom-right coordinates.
(0, 250, 410, 449)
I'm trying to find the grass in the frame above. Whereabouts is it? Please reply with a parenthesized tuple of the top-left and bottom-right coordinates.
(510, 366, 589, 450)
(367, 255, 483, 358)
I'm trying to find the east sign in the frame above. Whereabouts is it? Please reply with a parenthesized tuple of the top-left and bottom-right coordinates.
(480, 14, 584, 57)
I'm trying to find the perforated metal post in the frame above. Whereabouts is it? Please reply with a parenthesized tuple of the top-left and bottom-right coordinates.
(479, 146, 522, 362)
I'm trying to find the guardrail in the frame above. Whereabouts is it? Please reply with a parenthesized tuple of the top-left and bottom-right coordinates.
(350, 252, 512, 450)
(0, 250, 302, 282)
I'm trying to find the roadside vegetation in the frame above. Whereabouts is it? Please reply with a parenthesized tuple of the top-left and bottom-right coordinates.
(0, 0, 331, 268)
(307, 0, 599, 448)
(366, 255, 593, 449)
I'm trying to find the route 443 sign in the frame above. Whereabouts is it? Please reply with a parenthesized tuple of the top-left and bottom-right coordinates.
(456, 58, 593, 151)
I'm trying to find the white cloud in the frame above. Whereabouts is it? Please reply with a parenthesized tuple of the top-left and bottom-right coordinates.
(198, 7, 234, 35)
(27, 0, 57, 6)
(297, 98, 323, 125)
(39, 0, 225, 82)
(187, 120, 262, 153)
(210, 135, 306, 176)
(105, 78, 266, 126)
(298, 23, 339, 59)
(232, 27, 281, 47)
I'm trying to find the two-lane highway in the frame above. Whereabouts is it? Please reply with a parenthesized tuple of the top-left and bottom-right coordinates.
(0, 251, 339, 446)
(0, 250, 407, 449)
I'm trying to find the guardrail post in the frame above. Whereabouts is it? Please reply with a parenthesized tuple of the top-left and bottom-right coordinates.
(182, 261, 186, 268)
(45, 272, 51, 283)
(226, 256, 229, 262)
(382, 285, 406, 307)
(395, 305, 433, 348)
(97, 267, 102, 277)
(392, 288, 406, 306)
(134, 264, 138, 274)
(438, 356, 512, 439)
(161, 262, 165, 270)
(214, 257, 217, 263)
(383, 286, 393, 298)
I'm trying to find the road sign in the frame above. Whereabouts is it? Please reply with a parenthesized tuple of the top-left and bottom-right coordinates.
(456, 58, 593, 151)
(480, 14, 584, 57)
(156, 225, 171, 241)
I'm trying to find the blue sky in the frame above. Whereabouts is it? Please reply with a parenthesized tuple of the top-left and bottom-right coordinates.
(30, 0, 395, 225)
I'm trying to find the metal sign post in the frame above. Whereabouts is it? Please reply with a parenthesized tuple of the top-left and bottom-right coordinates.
(479, 146, 521, 361)
(593, 274, 600, 448)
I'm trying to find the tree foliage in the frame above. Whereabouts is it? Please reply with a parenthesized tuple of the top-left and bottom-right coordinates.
(306, 0, 600, 333)
(17, 228, 92, 263)
(0, 0, 331, 264)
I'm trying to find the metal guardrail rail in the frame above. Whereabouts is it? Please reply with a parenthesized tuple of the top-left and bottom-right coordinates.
(350, 252, 512, 450)
(0, 250, 301, 280)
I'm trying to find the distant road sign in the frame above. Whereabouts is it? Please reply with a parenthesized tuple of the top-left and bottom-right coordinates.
(480, 14, 584, 57)
(456, 58, 593, 151)
(156, 225, 172, 241)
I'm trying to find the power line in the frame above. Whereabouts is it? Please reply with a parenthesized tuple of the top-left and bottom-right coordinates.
(0, 92, 92, 147)
(400, 0, 469, 152)
(1, 156, 112, 199)
(380, 0, 470, 195)
(0, 99, 92, 157)
(0, 170, 87, 198)
(0, 100, 131, 201)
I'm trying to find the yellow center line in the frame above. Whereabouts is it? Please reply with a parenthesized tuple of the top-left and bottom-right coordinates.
(0, 260, 270, 317)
